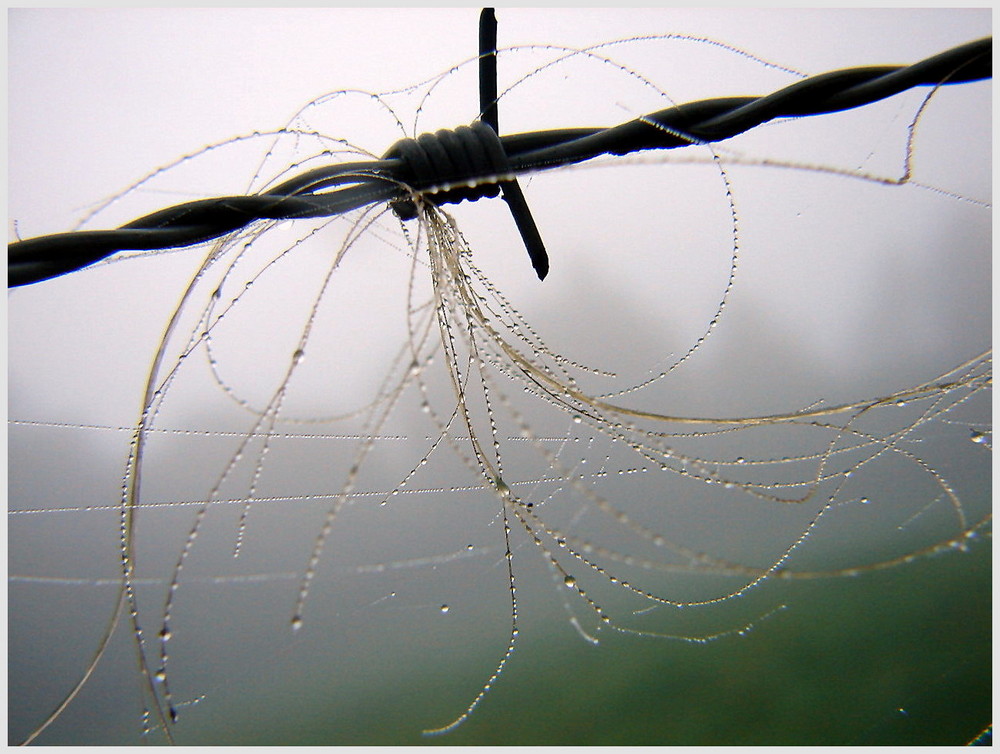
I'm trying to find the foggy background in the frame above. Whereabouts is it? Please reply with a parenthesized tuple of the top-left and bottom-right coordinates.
(8, 8, 991, 745)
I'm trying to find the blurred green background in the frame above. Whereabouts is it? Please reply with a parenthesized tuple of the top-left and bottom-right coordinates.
(221, 534, 991, 746)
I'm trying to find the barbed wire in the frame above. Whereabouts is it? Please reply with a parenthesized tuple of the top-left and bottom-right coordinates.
(7, 34, 990, 288)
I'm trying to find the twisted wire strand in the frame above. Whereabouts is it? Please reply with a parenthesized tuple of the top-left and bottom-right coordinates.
(8, 36, 990, 288)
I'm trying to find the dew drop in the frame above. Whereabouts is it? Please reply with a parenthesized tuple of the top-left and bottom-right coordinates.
(495, 479, 512, 500)
(440, 604, 450, 614)
(970, 429, 989, 444)
(291, 616, 303, 631)
(564, 575, 577, 588)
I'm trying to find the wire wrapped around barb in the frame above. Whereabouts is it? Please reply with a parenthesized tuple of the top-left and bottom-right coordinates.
(7, 36, 991, 288)
(383, 121, 549, 278)
(383, 121, 510, 220)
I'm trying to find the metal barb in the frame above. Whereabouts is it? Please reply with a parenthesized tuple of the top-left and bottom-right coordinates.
(479, 8, 550, 280)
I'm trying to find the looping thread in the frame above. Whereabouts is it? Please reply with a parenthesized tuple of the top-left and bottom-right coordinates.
(383, 121, 512, 220)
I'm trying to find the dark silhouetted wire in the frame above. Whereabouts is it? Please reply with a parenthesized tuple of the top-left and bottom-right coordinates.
(8, 34, 990, 288)
(478, 8, 549, 280)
